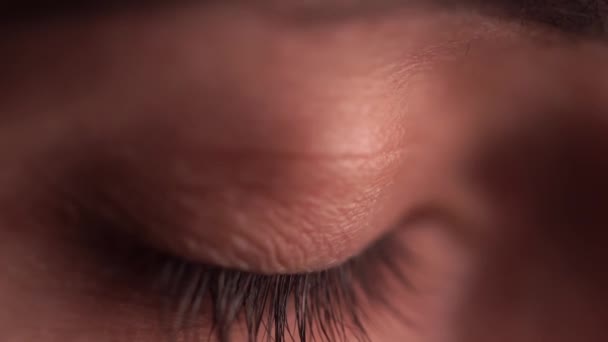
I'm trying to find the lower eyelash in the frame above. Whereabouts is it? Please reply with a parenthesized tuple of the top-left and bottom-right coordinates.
(149, 233, 413, 342)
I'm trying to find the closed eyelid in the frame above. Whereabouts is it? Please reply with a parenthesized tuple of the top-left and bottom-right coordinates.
(24, 122, 414, 275)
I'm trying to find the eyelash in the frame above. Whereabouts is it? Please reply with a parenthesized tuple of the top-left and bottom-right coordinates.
(153, 234, 412, 342)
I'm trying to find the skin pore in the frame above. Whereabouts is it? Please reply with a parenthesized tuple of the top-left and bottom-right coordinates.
(1, 1, 608, 341)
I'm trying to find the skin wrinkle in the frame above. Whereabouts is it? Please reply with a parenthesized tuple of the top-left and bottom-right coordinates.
(173, 150, 388, 270)
(236, 198, 300, 272)
(233, 175, 344, 271)
(176, 156, 343, 272)
(215, 189, 308, 272)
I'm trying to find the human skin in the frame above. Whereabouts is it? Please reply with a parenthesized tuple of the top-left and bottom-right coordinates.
(1, 2, 608, 342)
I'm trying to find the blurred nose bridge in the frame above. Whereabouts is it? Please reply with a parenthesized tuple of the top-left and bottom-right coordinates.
(453, 111, 608, 342)
(477, 109, 608, 255)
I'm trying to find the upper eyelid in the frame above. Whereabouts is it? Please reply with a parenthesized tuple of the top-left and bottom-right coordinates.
(26, 134, 402, 274)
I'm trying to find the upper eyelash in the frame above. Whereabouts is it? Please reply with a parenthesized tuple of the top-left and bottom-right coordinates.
(154, 233, 412, 342)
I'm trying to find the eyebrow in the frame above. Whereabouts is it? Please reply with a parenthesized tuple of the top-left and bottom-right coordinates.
(295, 0, 607, 35)
(473, 0, 607, 35)
(2, 0, 607, 36)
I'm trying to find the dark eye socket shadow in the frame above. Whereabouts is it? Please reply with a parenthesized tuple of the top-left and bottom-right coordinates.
(1, 0, 606, 37)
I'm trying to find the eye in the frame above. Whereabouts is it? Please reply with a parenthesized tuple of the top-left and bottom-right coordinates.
(152, 234, 411, 342)
(41, 175, 416, 342)
(6, 136, 462, 342)
(26, 189, 424, 342)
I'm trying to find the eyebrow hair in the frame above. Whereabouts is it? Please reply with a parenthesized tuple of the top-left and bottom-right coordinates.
(2, 0, 607, 36)
(474, 0, 607, 35)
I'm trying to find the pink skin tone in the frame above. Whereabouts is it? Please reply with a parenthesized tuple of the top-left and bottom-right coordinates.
(1, 3, 608, 341)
